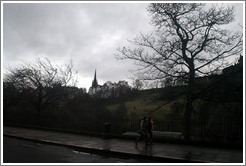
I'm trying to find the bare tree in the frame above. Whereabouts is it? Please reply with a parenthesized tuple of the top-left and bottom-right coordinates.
(4, 57, 78, 116)
(132, 79, 144, 90)
(116, 3, 243, 141)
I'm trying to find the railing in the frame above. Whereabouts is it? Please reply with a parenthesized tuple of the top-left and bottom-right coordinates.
(122, 114, 243, 146)
(122, 114, 183, 133)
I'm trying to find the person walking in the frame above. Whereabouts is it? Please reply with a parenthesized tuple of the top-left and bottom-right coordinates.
(147, 117, 154, 145)
(135, 116, 148, 146)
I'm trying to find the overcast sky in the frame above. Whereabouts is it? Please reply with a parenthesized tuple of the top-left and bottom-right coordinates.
(2, 2, 244, 90)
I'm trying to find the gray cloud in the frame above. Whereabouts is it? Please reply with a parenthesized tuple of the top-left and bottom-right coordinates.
(3, 2, 243, 90)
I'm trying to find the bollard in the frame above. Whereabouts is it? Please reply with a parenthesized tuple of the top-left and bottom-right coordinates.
(103, 122, 111, 139)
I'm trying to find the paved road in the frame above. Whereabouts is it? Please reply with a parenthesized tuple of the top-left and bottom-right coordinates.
(4, 126, 244, 163)
(3, 136, 158, 163)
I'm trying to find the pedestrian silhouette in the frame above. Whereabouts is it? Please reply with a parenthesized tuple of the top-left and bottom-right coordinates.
(135, 116, 148, 146)
(147, 117, 154, 145)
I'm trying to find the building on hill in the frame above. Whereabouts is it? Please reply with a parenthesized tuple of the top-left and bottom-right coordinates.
(88, 70, 131, 98)
(88, 70, 102, 96)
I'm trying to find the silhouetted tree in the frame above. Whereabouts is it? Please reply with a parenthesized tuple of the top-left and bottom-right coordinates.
(133, 79, 143, 90)
(4, 57, 78, 123)
(116, 3, 243, 141)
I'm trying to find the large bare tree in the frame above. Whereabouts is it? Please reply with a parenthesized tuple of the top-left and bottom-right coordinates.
(4, 58, 77, 115)
(116, 3, 243, 141)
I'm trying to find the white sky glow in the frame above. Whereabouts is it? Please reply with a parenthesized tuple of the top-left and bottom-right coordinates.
(2, 1, 244, 91)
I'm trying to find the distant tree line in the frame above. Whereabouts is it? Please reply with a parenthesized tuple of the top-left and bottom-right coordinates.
(3, 57, 140, 128)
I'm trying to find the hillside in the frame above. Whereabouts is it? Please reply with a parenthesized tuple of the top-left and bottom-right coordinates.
(4, 64, 243, 146)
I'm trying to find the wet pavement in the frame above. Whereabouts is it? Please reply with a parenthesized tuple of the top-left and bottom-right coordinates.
(3, 126, 244, 163)
(3, 136, 156, 163)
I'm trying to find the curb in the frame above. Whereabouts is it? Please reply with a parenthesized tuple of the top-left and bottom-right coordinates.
(3, 134, 208, 163)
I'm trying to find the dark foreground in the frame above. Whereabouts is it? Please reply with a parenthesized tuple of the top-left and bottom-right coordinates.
(3, 136, 156, 163)
(3, 126, 244, 163)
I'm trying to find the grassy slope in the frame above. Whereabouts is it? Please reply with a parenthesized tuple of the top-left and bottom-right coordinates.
(106, 87, 186, 118)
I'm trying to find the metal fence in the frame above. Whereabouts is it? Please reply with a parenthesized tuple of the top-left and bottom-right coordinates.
(122, 113, 243, 146)
(122, 114, 183, 133)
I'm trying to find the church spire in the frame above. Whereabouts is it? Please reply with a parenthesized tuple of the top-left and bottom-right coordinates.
(94, 69, 97, 80)
(92, 69, 98, 88)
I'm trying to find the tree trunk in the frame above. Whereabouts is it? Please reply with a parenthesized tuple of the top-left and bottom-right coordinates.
(184, 94, 193, 141)
(183, 65, 195, 142)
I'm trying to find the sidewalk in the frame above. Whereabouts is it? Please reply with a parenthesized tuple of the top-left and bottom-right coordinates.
(3, 126, 244, 163)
